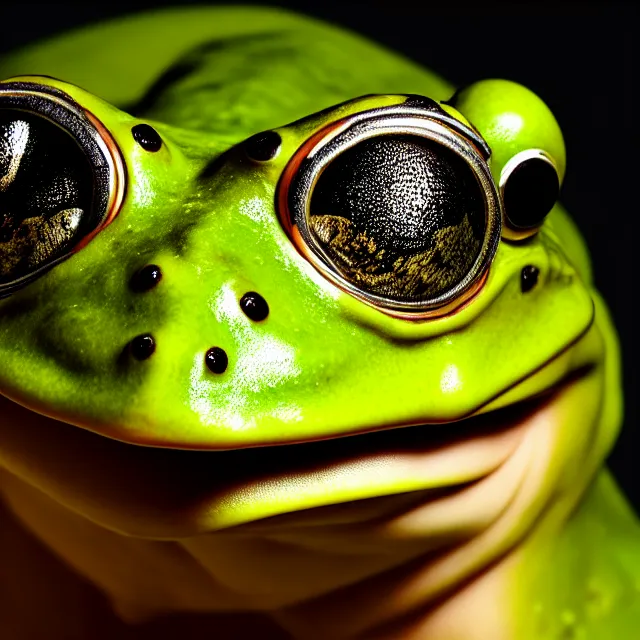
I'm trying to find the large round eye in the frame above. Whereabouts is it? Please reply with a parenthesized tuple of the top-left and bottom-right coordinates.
(500, 149, 560, 239)
(0, 110, 93, 285)
(280, 107, 501, 317)
(309, 135, 486, 303)
(0, 82, 124, 296)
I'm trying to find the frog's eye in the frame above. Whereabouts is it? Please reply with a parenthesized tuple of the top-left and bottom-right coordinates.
(0, 82, 124, 296)
(499, 149, 560, 240)
(278, 104, 501, 318)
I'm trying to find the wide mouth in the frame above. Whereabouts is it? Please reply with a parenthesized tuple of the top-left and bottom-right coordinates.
(0, 361, 592, 537)
(198, 384, 554, 477)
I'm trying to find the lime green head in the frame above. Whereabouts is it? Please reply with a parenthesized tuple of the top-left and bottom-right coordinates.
(0, 16, 621, 541)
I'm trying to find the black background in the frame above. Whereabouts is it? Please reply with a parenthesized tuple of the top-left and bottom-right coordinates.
(0, 1, 637, 506)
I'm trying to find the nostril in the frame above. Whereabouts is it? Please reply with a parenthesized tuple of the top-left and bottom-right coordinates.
(240, 292, 269, 321)
(130, 264, 162, 292)
(520, 265, 540, 293)
(129, 334, 156, 360)
(205, 347, 229, 374)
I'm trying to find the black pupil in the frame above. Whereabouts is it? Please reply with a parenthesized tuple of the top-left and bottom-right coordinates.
(309, 135, 486, 302)
(503, 157, 559, 230)
(0, 109, 93, 286)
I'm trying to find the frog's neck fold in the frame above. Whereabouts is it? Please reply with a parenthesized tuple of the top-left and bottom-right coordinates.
(269, 469, 640, 640)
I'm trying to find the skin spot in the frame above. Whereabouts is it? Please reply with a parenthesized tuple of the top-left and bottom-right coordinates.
(240, 291, 269, 321)
(244, 131, 281, 162)
(130, 264, 162, 292)
(205, 346, 228, 374)
(521, 265, 540, 293)
(131, 124, 163, 152)
(129, 334, 156, 360)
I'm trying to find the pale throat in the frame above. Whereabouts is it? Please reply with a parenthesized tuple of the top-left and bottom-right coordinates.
(0, 363, 608, 639)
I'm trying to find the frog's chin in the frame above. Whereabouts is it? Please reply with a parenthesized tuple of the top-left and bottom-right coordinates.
(0, 361, 594, 539)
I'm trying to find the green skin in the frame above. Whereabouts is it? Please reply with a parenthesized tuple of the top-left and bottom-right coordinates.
(0, 7, 638, 640)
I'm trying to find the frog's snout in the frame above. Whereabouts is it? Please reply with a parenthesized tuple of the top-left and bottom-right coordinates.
(123, 256, 273, 377)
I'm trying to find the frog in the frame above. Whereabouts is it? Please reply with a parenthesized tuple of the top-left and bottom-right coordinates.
(0, 6, 638, 640)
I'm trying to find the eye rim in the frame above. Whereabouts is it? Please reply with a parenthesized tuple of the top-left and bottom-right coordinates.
(0, 80, 125, 297)
(278, 102, 502, 319)
(499, 148, 560, 241)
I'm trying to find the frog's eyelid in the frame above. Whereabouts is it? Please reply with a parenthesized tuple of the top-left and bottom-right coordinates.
(401, 94, 491, 161)
(277, 98, 501, 321)
(0, 80, 126, 297)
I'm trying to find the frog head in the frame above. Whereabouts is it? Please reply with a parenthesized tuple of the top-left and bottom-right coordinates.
(0, 73, 620, 558)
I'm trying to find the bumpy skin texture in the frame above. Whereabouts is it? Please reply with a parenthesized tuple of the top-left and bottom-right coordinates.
(0, 7, 638, 640)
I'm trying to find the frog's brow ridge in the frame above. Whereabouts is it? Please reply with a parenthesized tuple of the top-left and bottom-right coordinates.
(124, 32, 288, 118)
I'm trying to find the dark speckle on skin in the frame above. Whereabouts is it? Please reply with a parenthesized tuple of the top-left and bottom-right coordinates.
(205, 346, 228, 374)
(521, 265, 540, 293)
(244, 131, 282, 162)
(130, 264, 163, 292)
(132, 124, 163, 152)
(165, 221, 198, 255)
(129, 334, 156, 360)
(198, 148, 231, 180)
(240, 291, 269, 321)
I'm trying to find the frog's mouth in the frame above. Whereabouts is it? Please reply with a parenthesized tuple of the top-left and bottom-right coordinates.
(0, 357, 596, 537)
(214, 379, 556, 477)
